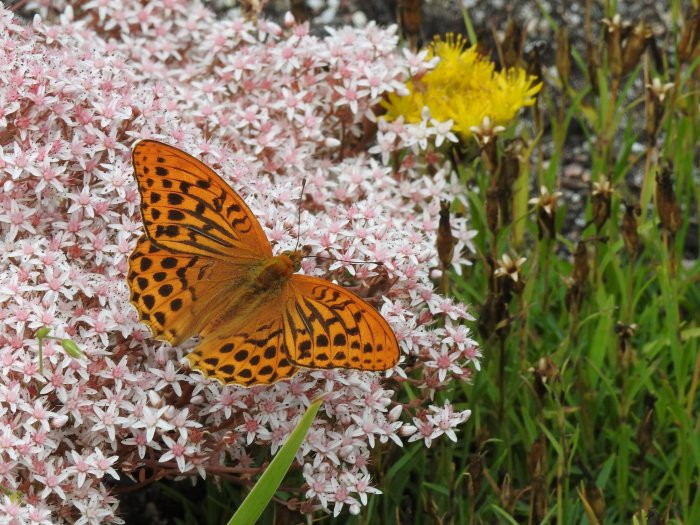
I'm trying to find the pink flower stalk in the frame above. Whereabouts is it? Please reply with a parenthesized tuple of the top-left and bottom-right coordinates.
(1, 1, 479, 522)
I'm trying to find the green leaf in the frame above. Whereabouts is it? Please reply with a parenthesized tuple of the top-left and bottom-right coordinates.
(227, 397, 323, 525)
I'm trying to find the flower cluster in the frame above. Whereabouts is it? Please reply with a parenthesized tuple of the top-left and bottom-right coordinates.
(382, 33, 542, 138)
(0, 2, 479, 523)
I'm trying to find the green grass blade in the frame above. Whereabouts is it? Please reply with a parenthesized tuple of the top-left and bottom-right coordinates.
(227, 397, 323, 525)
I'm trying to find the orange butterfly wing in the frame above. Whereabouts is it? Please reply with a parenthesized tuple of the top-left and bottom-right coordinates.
(131, 140, 271, 260)
(186, 274, 399, 386)
(188, 298, 299, 386)
(127, 234, 256, 345)
(283, 276, 400, 372)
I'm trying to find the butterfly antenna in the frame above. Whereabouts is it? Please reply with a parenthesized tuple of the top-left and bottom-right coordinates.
(294, 179, 306, 252)
(303, 254, 385, 267)
(293, 179, 382, 267)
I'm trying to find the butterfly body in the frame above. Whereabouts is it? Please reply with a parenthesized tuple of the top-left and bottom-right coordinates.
(251, 251, 301, 291)
(127, 140, 399, 386)
(201, 253, 300, 336)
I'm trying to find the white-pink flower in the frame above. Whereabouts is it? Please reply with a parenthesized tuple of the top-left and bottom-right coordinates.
(0, 2, 481, 521)
(159, 435, 196, 473)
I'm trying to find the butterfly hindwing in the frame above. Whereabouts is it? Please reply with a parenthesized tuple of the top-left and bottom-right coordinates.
(282, 275, 400, 372)
(188, 306, 298, 386)
(132, 140, 272, 260)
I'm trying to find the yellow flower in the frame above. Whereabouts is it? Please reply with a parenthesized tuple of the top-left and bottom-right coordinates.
(491, 67, 542, 122)
(382, 33, 542, 140)
(428, 32, 470, 62)
(382, 81, 423, 123)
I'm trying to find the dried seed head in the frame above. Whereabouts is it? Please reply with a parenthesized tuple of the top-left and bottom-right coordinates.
(529, 186, 563, 216)
(556, 28, 571, 87)
(501, 139, 524, 187)
(398, 0, 423, 51)
(645, 508, 664, 525)
(621, 201, 641, 256)
(492, 253, 526, 301)
(525, 41, 546, 87)
(477, 291, 509, 340)
(471, 116, 505, 173)
(602, 14, 626, 79)
(437, 200, 456, 268)
(529, 186, 562, 240)
(534, 356, 557, 382)
(602, 13, 625, 32)
(527, 434, 546, 478)
(591, 178, 613, 232)
(614, 321, 638, 371)
(644, 78, 673, 141)
(494, 253, 527, 284)
(536, 203, 556, 240)
(564, 277, 584, 317)
(500, 474, 514, 512)
(289, 0, 313, 24)
(622, 20, 652, 76)
(472, 114, 506, 141)
(586, 42, 601, 95)
(502, 18, 525, 69)
(467, 454, 484, 497)
(635, 393, 657, 459)
(240, 0, 263, 22)
(655, 165, 681, 234)
(572, 241, 589, 286)
(646, 77, 674, 104)
(678, 6, 700, 64)
(485, 255, 497, 293)
(530, 356, 559, 403)
(496, 139, 524, 224)
(581, 481, 607, 522)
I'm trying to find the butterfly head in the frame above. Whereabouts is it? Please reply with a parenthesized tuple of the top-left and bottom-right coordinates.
(281, 249, 303, 272)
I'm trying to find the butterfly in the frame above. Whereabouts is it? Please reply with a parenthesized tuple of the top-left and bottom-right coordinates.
(127, 140, 400, 386)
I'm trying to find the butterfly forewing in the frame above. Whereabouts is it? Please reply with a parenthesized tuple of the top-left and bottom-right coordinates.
(127, 234, 253, 345)
(132, 140, 272, 260)
(283, 275, 400, 372)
